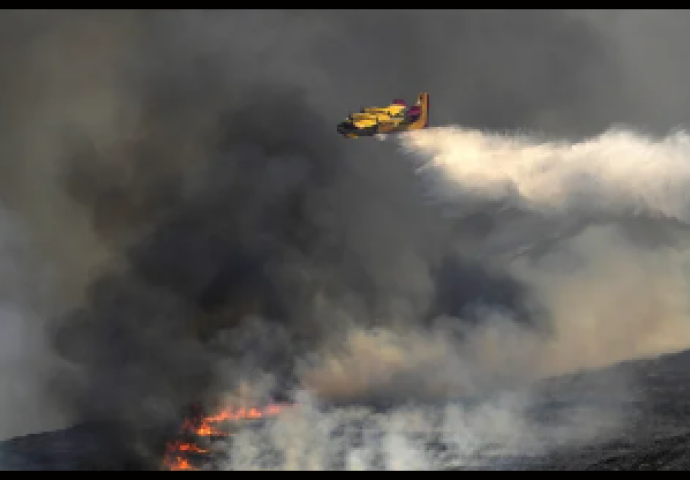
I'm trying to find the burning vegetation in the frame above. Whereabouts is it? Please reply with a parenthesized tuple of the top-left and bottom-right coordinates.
(161, 403, 290, 470)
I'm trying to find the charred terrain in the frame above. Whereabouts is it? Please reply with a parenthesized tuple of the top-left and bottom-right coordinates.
(2, 349, 690, 470)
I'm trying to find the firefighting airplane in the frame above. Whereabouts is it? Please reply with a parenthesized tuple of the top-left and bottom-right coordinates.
(337, 92, 429, 138)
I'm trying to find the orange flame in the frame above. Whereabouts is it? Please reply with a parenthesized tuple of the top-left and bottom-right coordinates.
(171, 441, 209, 454)
(161, 403, 290, 470)
(164, 456, 196, 471)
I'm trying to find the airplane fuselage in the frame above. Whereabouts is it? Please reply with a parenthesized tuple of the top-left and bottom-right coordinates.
(337, 92, 429, 139)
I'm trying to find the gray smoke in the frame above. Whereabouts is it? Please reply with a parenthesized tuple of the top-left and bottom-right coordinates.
(2, 9, 690, 469)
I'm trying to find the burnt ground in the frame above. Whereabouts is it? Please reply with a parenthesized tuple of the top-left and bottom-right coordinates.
(2, 349, 690, 470)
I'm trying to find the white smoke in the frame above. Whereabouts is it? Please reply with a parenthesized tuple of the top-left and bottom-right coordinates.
(213, 389, 611, 470)
(398, 127, 690, 223)
(392, 126, 690, 372)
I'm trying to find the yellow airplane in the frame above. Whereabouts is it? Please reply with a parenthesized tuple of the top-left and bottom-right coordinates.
(337, 92, 429, 139)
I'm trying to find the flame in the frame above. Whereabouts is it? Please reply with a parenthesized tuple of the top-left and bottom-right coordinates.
(163, 456, 196, 471)
(172, 441, 209, 454)
(161, 403, 290, 470)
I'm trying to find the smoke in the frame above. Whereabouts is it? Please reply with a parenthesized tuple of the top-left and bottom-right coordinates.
(393, 125, 690, 377)
(0, 10, 162, 441)
(399, 127, 690, 223)
(0, 205, 71, 438)
(3, 9, 690, 470)
(216, 392, 547, 470)
(210, 389, 620, 470)
(204, 125, 690, 469)
(270, 126, 690, 407)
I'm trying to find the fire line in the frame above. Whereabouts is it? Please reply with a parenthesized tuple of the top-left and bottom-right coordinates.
(161, 403, 290, 471)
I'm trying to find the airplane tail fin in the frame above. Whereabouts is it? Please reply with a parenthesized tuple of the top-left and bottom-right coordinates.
(415, 92, 429, 128)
